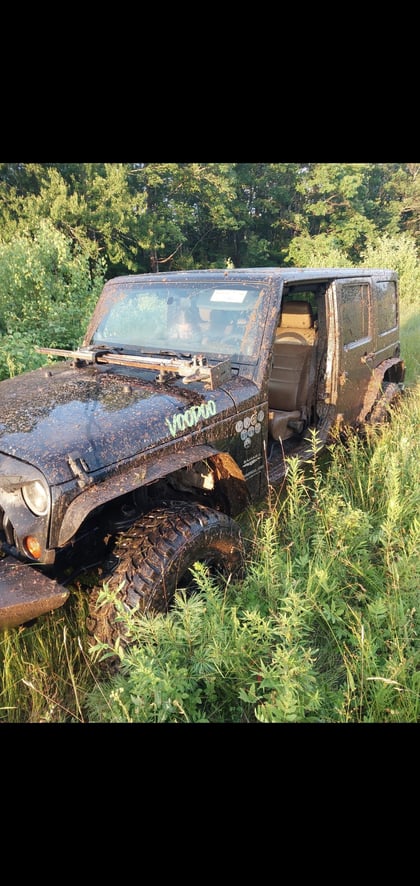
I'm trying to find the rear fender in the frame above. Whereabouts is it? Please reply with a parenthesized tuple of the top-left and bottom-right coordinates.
(357, 357, 405, 424)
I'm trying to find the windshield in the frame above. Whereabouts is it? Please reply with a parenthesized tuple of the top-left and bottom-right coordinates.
(88, 281, 267, 359)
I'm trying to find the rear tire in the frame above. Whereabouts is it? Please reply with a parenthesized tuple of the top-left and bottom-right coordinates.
(368, 382, 402, 425)
(87, 501, 244, 646)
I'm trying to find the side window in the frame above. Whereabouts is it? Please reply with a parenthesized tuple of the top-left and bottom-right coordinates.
(342, 283, 370, 345)
(376, 281, 398, 334)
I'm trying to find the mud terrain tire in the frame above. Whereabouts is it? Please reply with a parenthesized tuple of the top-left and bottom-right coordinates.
(87, 501, 244, 646)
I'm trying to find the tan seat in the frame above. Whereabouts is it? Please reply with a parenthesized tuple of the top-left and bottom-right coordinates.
(268, 301, 316, 441)
(273, 300, 316, 344)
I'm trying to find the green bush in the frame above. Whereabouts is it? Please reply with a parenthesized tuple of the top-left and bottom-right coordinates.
(285, 232, 350, 268)
(360, 233, 420, 304)
(0, 219, 105, 380)
(284, 230, 420, 310)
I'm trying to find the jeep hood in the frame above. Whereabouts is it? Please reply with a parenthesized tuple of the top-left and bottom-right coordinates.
(0, 362, 232, 484)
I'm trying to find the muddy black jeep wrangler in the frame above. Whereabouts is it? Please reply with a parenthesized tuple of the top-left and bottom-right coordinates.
(0, 268, 405, 640)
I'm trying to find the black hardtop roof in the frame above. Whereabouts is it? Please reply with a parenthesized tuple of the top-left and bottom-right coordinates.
(107, 267, 397, 286)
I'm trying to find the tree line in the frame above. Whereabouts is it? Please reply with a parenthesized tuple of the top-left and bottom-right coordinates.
(2, 163, 420, 273)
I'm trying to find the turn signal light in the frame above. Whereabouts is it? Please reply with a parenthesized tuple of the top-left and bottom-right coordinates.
(24, 536, 43, 560)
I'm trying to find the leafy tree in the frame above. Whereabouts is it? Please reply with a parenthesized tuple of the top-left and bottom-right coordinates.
(377, 163, 420, 247)
(281, 163, 420, 270)
(0, 163, 138, 275)
(0, 163, 242, 274)
(289, 163, 378, 261)
(0, 162, 418, 281)
(0, 219, 105, 379)
(129, 163, 240, 271)
(228, 163, 302, 266)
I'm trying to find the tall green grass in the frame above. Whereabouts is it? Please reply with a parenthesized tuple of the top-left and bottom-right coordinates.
(0, 586, 101, 722)
(85, 386, 420, 722)
(400, 300, 420, 386)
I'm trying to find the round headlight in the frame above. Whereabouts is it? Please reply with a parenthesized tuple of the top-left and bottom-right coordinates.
(22, 480, 50, 516)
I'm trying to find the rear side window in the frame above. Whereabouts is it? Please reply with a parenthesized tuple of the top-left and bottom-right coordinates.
(376, 280, 398, 334)
(342, 283, 370, 345)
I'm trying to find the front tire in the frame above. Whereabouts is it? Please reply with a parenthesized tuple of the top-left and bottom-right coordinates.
(87, 501, 244, 646)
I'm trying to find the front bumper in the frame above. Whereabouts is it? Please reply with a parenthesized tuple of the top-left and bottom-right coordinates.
(0, 556, 69, 630)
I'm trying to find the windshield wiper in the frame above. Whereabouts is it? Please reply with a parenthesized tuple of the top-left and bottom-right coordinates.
(139, 349, 193, 358)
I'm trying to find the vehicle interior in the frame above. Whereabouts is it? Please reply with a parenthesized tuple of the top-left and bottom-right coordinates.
(267, 286, 325, 445)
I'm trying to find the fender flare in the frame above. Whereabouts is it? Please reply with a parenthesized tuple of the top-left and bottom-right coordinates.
(57, 443, 248, 547)
(357, 356, 405, 424)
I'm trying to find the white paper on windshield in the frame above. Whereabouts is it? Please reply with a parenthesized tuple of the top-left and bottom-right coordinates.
(210, 290, 248, 303)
